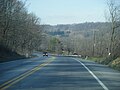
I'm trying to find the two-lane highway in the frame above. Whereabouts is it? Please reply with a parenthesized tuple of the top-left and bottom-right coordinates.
(0, 56, 120, 90)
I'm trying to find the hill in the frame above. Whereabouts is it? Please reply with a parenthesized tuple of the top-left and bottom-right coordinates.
(42, 22, 110, 37)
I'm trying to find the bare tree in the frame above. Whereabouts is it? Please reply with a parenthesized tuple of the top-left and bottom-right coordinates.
(0, 0, 43, 57)
(107, 0, 120, 58)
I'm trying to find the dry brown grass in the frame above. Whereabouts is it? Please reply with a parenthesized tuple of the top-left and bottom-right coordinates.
(109, 58, 120, 71)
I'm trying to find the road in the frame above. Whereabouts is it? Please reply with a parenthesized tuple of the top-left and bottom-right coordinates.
(0, 55, 120, 90)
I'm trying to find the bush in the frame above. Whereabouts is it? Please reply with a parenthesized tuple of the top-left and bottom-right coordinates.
(99, 56, 112, 64)
(109, 58, 120, 71)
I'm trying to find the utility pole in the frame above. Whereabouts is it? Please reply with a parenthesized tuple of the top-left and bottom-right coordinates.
(93, 30, 96, 56)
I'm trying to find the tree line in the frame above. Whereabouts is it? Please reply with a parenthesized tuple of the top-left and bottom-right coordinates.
(0, 0, 43, 56)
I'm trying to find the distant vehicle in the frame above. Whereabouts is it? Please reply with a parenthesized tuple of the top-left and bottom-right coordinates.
(72, 52, 80, 57)
(73, 52, 78, 55)
(43, 52, 48, 57)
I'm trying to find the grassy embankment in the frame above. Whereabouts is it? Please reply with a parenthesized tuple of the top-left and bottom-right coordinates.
(88, 57, 120, 71)
(0, 46, 25, 63)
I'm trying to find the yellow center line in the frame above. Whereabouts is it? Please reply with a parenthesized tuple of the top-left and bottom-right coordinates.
(0, 57, 56, 90)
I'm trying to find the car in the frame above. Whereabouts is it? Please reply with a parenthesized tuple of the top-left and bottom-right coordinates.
(43, 52, 48, 57)
(73, 52, 78, 55)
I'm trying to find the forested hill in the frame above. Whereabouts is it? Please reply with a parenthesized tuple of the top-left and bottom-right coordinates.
(42, 21, 120, 59)
(43, 22, 110, 37)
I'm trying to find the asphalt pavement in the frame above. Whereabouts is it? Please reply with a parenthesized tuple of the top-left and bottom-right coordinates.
(0, 56, 120, 90)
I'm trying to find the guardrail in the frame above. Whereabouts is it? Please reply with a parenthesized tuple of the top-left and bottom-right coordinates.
(51, 54, 81, 58)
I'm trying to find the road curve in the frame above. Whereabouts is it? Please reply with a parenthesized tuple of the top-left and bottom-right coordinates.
(0, 56, 120, 90)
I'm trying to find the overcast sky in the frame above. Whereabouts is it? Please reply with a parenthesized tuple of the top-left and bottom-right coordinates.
(25, 0, 107, 25)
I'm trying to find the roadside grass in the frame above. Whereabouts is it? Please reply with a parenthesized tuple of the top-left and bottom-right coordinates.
(109, 58, 120, 71)
(88, 57, 105, 62)
(88, 57, 120, 71)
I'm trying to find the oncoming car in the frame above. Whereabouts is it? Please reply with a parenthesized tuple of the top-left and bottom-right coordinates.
(43, 52, 48, 57)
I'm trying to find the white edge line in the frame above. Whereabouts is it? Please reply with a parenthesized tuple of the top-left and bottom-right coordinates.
(74, 58, 109, 90)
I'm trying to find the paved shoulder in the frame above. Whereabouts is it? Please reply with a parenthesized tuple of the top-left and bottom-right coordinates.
(74, 58, 120, 90)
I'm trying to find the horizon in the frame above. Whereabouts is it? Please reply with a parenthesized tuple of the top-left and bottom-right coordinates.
(41, 21, 109, 26)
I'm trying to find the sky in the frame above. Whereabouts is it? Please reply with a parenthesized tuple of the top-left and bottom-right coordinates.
(24, 0, 107, 25)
